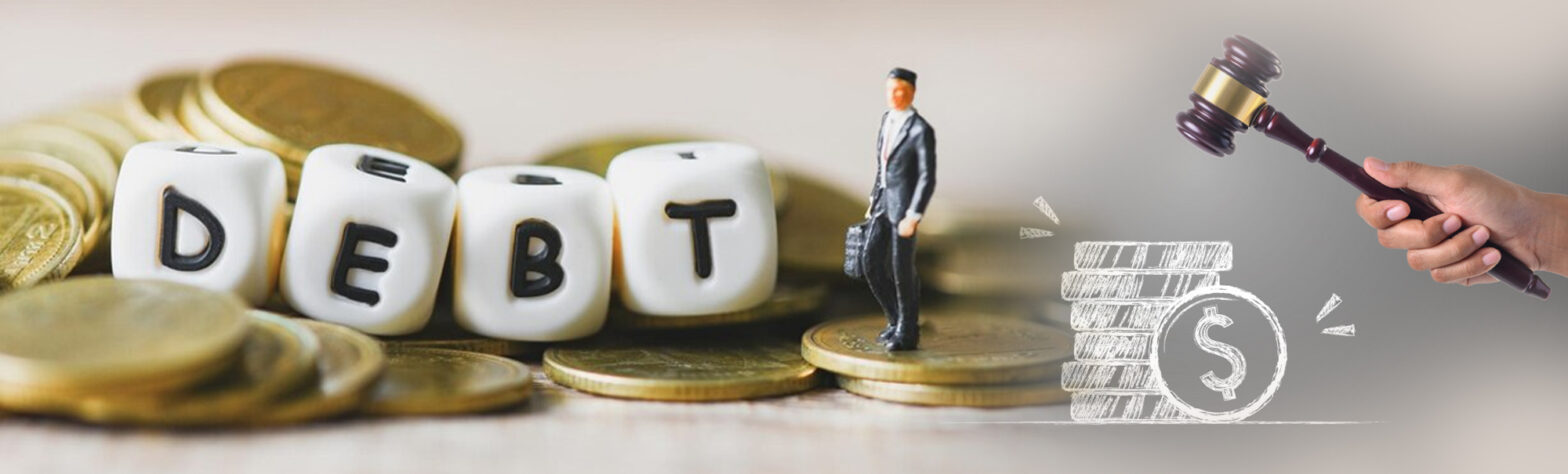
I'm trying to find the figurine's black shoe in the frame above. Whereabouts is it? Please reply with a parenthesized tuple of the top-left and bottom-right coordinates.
(877, 326, 895, 343)
(884, 329, 919, 351)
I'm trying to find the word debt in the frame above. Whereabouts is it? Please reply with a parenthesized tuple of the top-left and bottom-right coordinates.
(111, 141, 778, 340)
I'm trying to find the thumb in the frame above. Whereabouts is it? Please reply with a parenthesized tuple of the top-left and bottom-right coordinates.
(1364, 157, 1459, 196)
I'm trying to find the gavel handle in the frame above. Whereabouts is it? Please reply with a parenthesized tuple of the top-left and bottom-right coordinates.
(1254, 106, 1550, 299)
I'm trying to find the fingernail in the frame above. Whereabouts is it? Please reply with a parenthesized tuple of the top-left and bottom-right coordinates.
(1366, 157, 1389, 172)
(1442, 216, 1461, 234)
(1472, 227, 1490, 246)
(1483, 249, 1501, 266)
(1385, 204, 1409, 221)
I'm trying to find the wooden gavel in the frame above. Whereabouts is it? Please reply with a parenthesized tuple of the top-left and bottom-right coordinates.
(1176, 35, 1550, 299)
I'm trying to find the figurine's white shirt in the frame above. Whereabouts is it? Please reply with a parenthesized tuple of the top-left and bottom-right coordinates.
(879, 107, 915, 163)
(878, 107, 921, 220)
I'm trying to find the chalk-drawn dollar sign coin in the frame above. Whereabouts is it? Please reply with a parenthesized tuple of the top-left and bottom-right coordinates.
(1195, 306, 1247, 400)
(1151, 285, 1286, 422)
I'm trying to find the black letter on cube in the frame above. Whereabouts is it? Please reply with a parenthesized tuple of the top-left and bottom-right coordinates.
(159, 186, 226, 271)
(664, 199, 737, 279)
(332, 222, 399, 306)
(510, 219, 564, 298)
(174, 145, 236, 155)
(356, 155, 410, 183)
(513, 174, 561, 186)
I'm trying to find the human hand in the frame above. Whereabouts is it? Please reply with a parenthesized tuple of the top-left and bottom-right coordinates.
(1354, 157, 1568, 285)
(898, 216, 920, 238)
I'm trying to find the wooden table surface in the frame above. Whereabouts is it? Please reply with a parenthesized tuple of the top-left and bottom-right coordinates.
(0, 361, 1077, 474)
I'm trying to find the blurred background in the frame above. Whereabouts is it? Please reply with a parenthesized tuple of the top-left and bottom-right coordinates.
(3, 0, 1567, 471)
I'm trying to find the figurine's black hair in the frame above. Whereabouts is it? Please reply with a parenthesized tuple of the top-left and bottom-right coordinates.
(887, 67, 917, 87)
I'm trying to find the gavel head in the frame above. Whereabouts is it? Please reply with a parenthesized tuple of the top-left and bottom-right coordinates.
(1176, 36, 1282, 156)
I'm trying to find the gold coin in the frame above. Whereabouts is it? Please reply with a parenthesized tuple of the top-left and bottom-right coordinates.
(125, 71, 197, 141)
(0, 150, 103, 253)
(0, 122, 119, 204)
(199, 59, 463, 170)
(776, 172, 863, 275)
(0, 277, 248, 399)
(607, 280, 828, 330)
(363, 347, 531, 416)
(836, 375, 1069, 407)
(801, 312, 1072, 384)
(0, 178, 83, 287)
(535, 134, 791, 208)
(544, 333, 820, 401)
(36, 107, 141, 161)
(176, 79, 247, 147)
(46, 310, 320, 426)
(250, 319, 385, 426)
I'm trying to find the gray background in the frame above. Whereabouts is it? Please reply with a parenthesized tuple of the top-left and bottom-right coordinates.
(3, 0, 1567, 471)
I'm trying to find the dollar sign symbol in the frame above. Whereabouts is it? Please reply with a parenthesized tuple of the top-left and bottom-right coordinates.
(1195, 305, 1246, 401)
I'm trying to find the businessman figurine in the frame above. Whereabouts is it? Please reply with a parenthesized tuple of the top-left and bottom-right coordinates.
(863, 67, 936, 351)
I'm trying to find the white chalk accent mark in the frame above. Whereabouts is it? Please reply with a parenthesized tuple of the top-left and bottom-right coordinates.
(1315, 293, 1342, 323)
(1020, 227, 1054, 239)
(1322, 324, 1355, 337)
(1032, 196, 1060, 225)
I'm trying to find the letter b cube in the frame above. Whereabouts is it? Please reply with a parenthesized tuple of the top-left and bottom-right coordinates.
(453, 165, 613, 341)
(111, 142, 286, 305)
(607, 142, 776, 315)
(281, 144, 456, 335)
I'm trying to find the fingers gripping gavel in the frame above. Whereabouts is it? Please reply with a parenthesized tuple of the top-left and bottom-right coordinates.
(1175, 36, 1550, 299)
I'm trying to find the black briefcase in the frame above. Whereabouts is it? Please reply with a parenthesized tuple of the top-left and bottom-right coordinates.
(844, 219, 872, 280)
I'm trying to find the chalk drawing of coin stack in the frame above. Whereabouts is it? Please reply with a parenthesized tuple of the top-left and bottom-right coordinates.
(1060, 241, 1232, 422)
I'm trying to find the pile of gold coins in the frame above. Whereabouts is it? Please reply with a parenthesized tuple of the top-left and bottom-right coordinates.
(0, 277, 530, 426)
(0, 60, 1077, 427)
(132, 62, 463, 199)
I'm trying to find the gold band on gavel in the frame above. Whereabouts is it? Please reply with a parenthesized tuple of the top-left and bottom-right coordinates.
(1193, 64, 1268, 125)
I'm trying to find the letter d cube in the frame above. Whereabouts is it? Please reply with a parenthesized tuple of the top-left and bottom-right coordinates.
(281, 144, 456, 335)
(111, 142, 286, 305)
(607, 142, 776, 315)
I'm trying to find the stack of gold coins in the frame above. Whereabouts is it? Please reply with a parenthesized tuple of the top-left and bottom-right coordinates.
(134, 60, 465, 199)
(801, 312, 1074, 407)
(0, 104, 131, 283)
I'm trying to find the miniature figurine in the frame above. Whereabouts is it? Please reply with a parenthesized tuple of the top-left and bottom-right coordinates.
(858, 67, 936, 351)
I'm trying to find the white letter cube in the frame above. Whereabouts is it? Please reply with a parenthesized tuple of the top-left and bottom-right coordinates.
(607, 142, 776, 315)
(453, 165, 613, 341)
(111, 141, 286, 305)
(280, 144, 456, 335)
